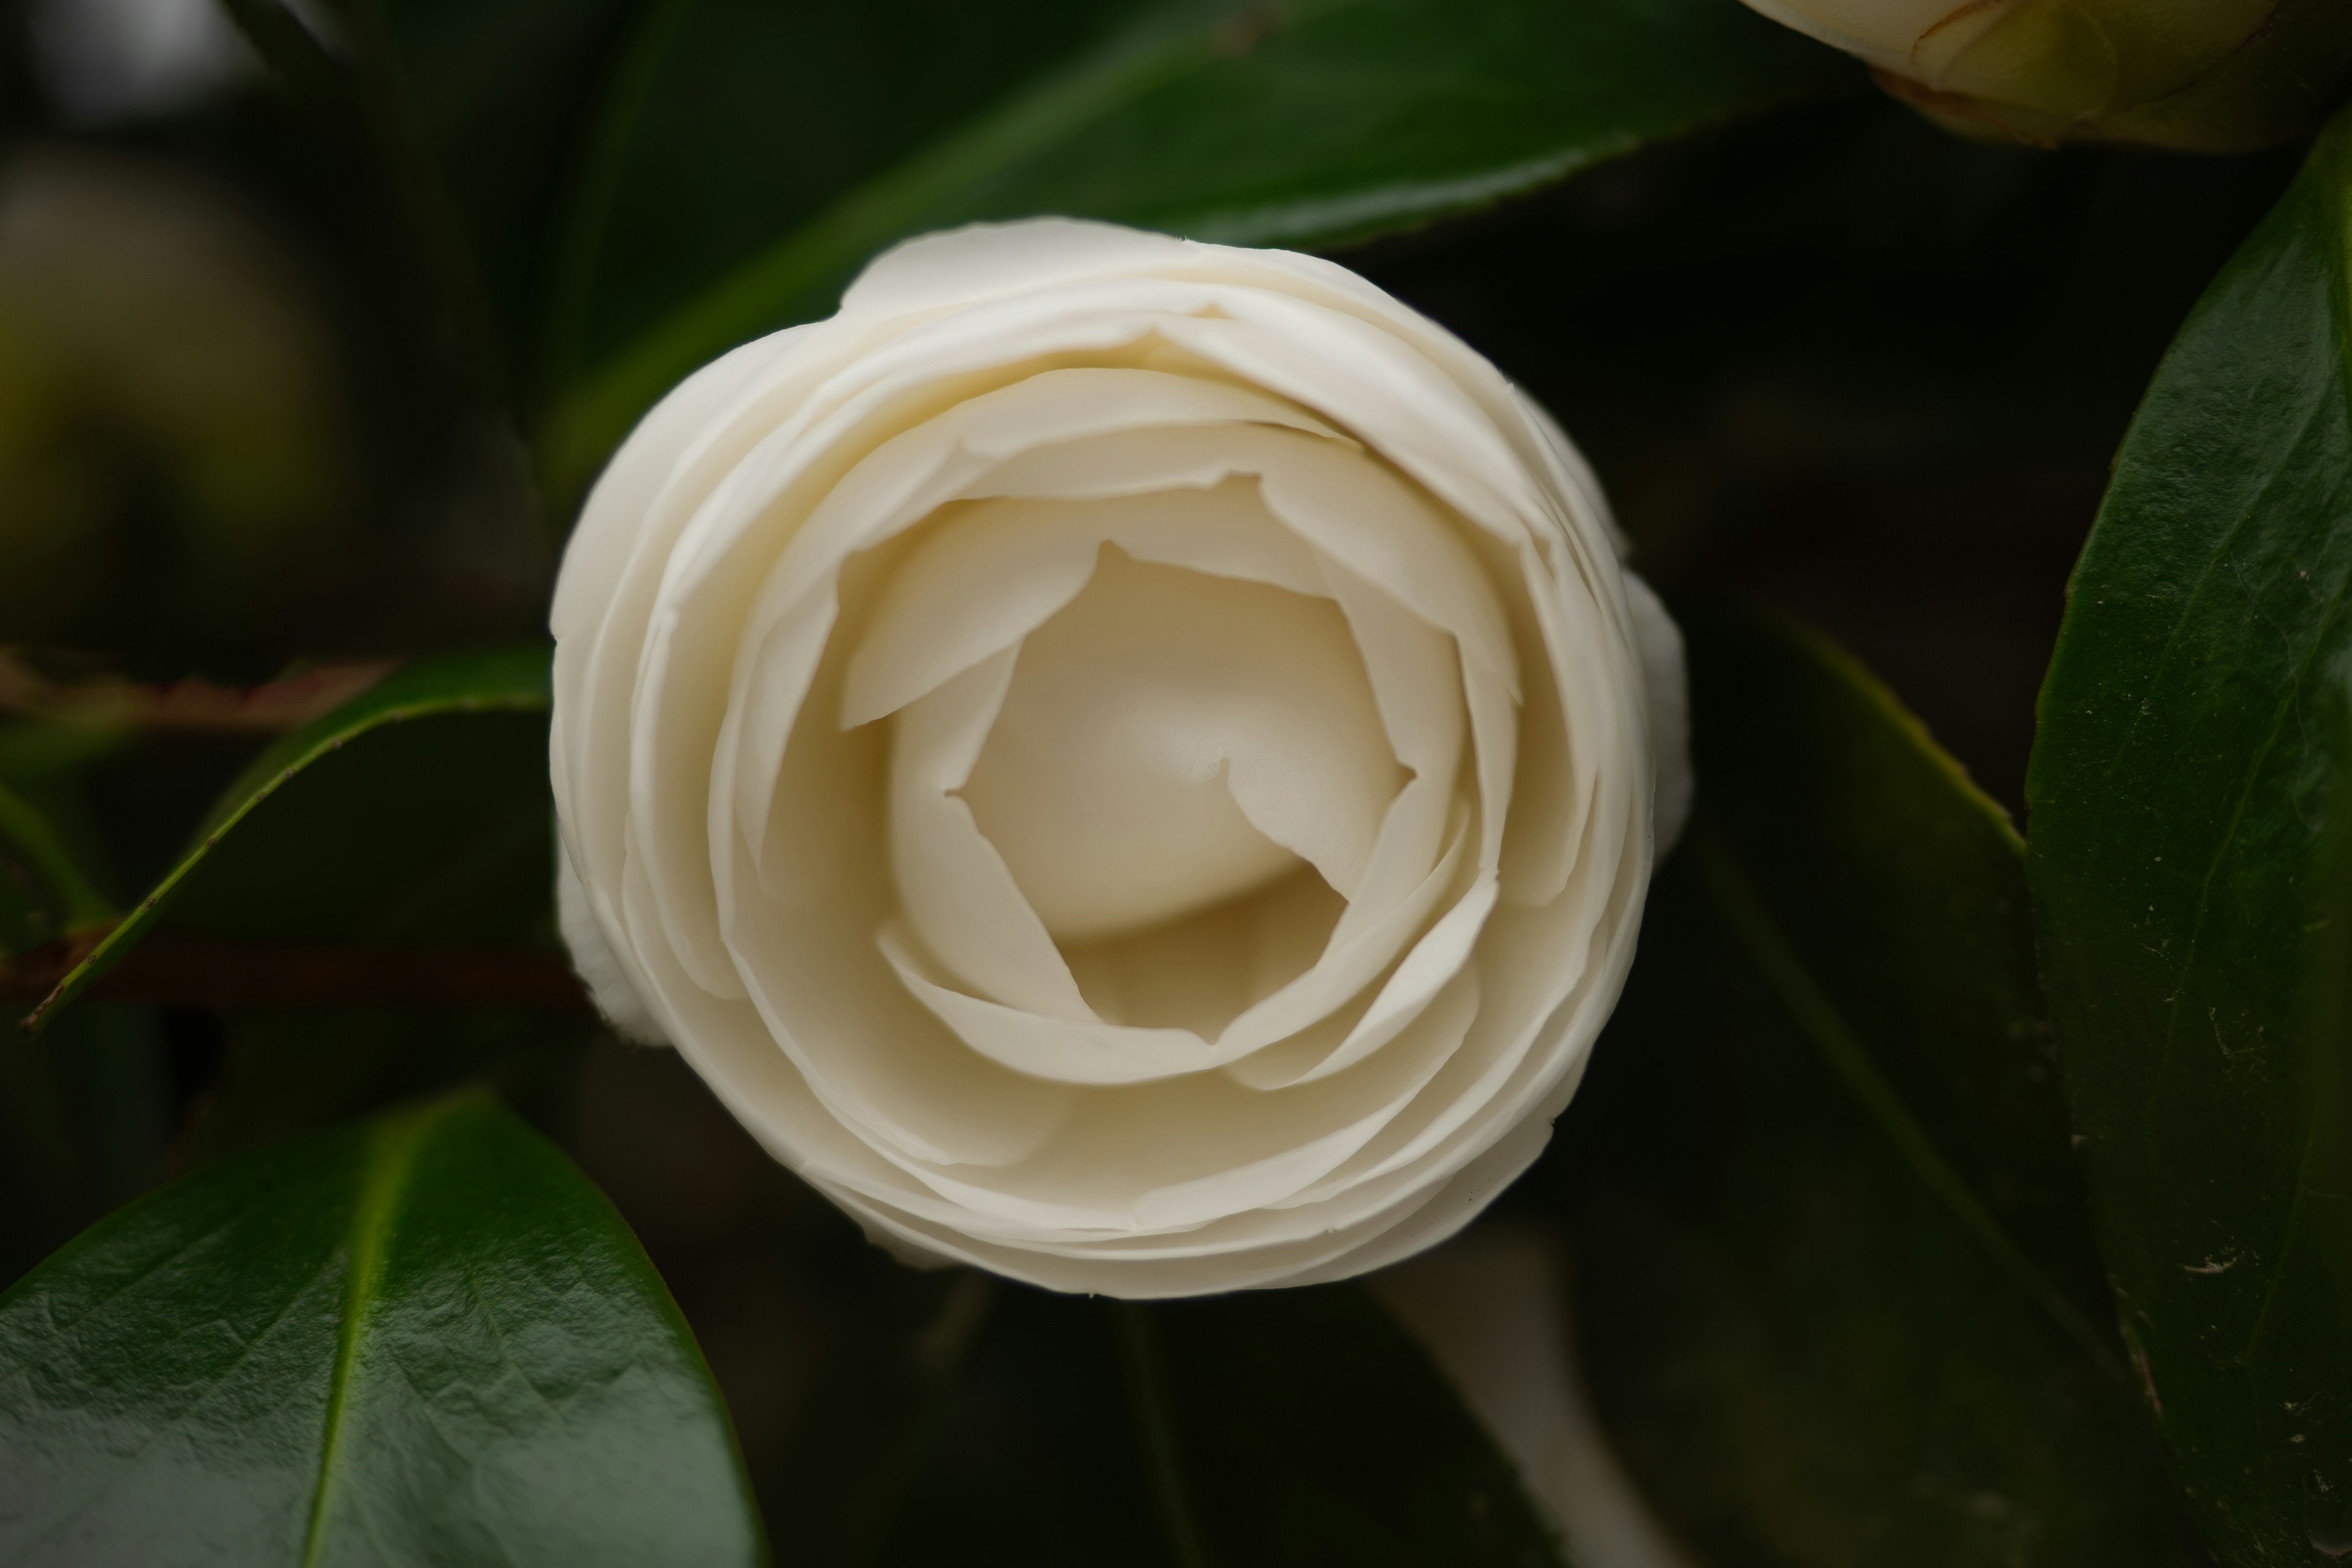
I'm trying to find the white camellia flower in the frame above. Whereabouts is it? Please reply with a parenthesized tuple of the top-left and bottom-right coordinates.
(1741, 0, 2352, 150)
(550, 219, 1689, 1297)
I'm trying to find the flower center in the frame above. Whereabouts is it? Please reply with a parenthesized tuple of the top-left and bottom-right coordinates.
(960, 546, 1399, 943)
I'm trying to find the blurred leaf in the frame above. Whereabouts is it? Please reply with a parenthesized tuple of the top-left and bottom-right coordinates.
(874, 1286, 1170, 1565)
(856, 1278, 1552, 1561)
(2026, 107, 2352, 1564)
(26, 646, 552, 1035)
(380, 0, 628, 333)
(869, 1280, 1558, 1567)
(221, 0, 510, 404)
(0, 778, 111, 957)
(1545, 612, 2197, 1566)
(538, 0, 1853, 498)
(0, 1091, 764, 1567)
(1134, 1287, 1567, 1567)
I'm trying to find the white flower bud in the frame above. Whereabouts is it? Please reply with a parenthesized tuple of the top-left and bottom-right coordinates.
(1742, 0, 2352, 150)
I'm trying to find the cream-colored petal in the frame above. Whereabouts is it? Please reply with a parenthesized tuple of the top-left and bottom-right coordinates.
(880, 922, 1218, 1085)
(556, 844, 665, 1046)
(839, 218, 1201, 322)
(1224, 956, 1479, 1095)
(731, 369, 1342, 858)
(894, 993, 1466, 1235)
(972, 423, 1518, 692)
(1060, 867, 1342, 1035)
(1212, 805, 1469, 1055)
(962, 551, 1395, 935)
(727, 895, 1082, 1170)
(880, 863, 1348, 1086)
(889, 648, 1095, 1017)
(1284, 875, 1497, 1087)
(841, 478, 1329, 729)
(1623, 570, 1691, 853)
(712, 567, 1087, 1172)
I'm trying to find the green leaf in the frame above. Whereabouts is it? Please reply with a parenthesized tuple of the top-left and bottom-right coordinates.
(2026, 107, 2352, 1564)
(1128, 1289, 1567, 1567)
(1545, 611, 2195, 1566)
(0, 1091, 764, 1567)
(25, 647, 554, 1036)
(537, 0, 1852, 499)
(2311, 683, 2352, 1558)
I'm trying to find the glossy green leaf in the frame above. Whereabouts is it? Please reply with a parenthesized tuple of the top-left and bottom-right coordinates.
(0, 1091, 763, 1567)
(1543, 612, 2196, 1566)
(538, 0, 1852, 498)
(25, 647, 553, 1035)
(2026, 108, 2352, 1565)
(2313, 682, 2352, 1558)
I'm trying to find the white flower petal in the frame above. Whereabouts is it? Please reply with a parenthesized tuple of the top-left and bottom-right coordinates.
(889, 649, 1095, 1018)
(1623, 570, 1692, 853)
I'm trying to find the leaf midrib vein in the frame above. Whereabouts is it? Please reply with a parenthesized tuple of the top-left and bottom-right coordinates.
(297, 1107, 439, 1568)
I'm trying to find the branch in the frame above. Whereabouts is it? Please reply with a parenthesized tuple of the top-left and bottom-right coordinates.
(4, 935, 590, 1019)
(0, 653, 394, 736)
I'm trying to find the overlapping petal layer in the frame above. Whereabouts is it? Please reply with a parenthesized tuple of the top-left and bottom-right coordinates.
(551, 219, 1687, 1296)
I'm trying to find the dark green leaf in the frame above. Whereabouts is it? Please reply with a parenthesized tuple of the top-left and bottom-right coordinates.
(1133, 1287, 1566, 1567)
(25, 647, 553, 1035)
(2027, 107, 2352, 1564)
(0, 1091, 763, 1567)
(538, 0, 1852, 497)
(380, 0, 629, 345)
(1545, 611, 2196, 1566)
(2312, 680, 2352, 1558)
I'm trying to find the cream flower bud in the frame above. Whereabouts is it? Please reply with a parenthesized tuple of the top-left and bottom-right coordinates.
(549, 219, 1689, 1297)
(1742, 0, 2352, 150)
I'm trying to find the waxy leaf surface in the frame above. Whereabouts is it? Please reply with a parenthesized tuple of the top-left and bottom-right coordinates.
(2027, 107, 2352, 1564)
(0, 1093, 762, 1567)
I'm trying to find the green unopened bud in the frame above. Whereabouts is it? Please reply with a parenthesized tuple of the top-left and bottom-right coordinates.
(1740, 0, 2352, 151)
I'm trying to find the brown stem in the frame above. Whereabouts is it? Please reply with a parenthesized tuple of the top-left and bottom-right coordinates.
(0, 654, 396, 735)
(3, 936, 589, 1016)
